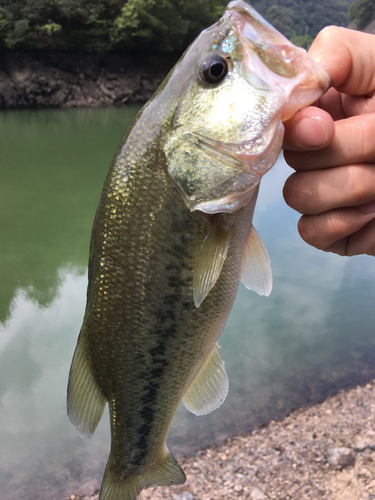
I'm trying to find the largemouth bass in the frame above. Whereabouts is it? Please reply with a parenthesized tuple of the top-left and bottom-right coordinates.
(67, 2, 329, 499)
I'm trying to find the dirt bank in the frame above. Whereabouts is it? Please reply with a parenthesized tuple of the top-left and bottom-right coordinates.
(0, 51, 168, 109)
(67, 379, 375, 500)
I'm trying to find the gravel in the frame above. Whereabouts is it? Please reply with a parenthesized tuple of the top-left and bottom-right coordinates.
(68, 379, 375, 500)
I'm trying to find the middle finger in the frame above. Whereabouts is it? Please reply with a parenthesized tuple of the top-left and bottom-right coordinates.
(284, 113, 375, 171)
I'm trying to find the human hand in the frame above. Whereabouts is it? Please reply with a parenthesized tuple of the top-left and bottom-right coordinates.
(283, 27, 375, 256)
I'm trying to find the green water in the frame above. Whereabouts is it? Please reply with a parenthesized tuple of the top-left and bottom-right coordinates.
(0, 107, 140, 320)
(0, 107, 374, 500)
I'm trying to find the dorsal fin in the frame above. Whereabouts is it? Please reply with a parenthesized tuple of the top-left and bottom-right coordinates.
(193, 217, 230, 308)
(241, 225, 272, 296)
(182, 344, 228, 416)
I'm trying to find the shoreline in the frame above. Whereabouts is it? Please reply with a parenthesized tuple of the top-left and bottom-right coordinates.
(0, 51, 168, 109)
(68, 379, 375, 500)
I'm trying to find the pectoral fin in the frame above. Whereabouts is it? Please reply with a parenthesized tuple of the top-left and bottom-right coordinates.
(240, 225, 272, 296)
(193, 218, 230, 308)
(67, 329, 107, 437)
(182, 344, 228, 416)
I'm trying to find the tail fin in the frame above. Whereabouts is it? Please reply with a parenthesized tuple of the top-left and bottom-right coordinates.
(99, 451, 186, 500)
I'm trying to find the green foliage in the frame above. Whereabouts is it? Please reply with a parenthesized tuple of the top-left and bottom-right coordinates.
(348, 0, 375, 30)
(0, 0, 355, 53)
(0, 0, 227, 53)
(37, 22, 62, 36)
(253, 0, 353, 40)
(5, 19, 30, 48)
(110, 0, 188, 52)
(290, 34, 314, 49)
(264, 5, 295, 39)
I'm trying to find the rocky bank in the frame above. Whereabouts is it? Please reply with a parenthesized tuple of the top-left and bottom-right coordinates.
(68, 380, 375, 500)
(0, 51, 168, 109)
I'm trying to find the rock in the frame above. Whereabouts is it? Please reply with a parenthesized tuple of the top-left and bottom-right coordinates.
(0, 50, 167, 109)
(250, 488, 265, 499)
(171, 493, 196, 500)
(326, 448, 355, 468)
(353, 439, 368, 452)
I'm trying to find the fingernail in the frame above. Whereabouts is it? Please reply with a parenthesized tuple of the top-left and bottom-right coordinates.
(359, 200, 375, 214)
(295, 116, 328, 148)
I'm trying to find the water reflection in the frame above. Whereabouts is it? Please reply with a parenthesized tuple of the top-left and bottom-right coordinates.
(0, 269, 110, 499)
(0, 109, 374, 500)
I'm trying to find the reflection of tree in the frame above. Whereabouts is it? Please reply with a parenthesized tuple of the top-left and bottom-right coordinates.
(0, 270, 101, 500)
(0, 107, 139, 322)
(0, 332, 42, 398)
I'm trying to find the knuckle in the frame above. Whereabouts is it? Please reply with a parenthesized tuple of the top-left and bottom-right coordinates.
(324, 210, 343, 239)
(344, 165, 362, 201)
(344, 164, 374, 204)
(314, 26, 344, 46)
(362, 120, 375, 161)
(298, 211, 346, 250)
(343, 117, 375, 162)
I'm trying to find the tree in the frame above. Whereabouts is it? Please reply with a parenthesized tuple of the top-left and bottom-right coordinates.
(348, 0, 375, 30)
(110, 0, 188, 52)
(0, 0, 356, 53)
(252, 0, 352, 40)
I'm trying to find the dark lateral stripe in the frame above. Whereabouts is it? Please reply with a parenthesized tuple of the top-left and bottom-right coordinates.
(132, 216, 193, 465)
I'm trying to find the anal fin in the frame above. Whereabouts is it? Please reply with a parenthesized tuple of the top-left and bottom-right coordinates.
(67, 329, 107, 437)
(182, 344, 228, 416)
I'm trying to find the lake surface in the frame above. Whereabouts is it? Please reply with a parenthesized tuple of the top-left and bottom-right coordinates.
(1, 107, 374, 499)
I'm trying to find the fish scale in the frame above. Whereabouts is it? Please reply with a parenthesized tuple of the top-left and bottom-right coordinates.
(87, 142, 243, 468)
(67, 1, 330, 499)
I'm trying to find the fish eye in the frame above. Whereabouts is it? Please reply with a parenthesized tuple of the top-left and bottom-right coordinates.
(200, 55, 229, 84)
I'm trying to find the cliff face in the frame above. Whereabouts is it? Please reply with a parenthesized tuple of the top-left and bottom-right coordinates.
(0, 51, 167, 109)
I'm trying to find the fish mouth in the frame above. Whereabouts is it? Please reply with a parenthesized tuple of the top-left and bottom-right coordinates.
(224, 1, 330, 118)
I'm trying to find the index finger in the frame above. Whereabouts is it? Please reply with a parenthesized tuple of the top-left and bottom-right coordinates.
(309, 26, 375, 96)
